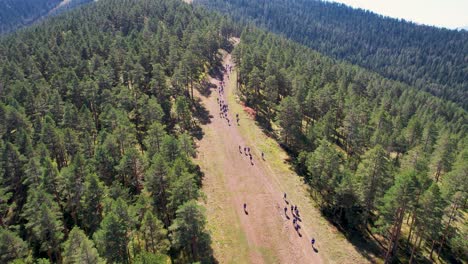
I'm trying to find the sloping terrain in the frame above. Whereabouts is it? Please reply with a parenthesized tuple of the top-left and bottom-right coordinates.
(194, 0, 468, 109)
(0, 0, 93, 34)
(196, 49, 372, 263)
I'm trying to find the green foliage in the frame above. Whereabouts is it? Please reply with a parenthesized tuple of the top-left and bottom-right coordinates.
(94, 198, 134, 264)
(276, 97, 301, 147)
(355, 145, 393, 222)
(0, 0, 227, 262)
(62, 226, 104, 264)
(134, 251, 170, 264)
(0, 0, 62, 34)
(231, 26, 467, 263)
(138, 212, 170, 255)
(196, 0, 468, 109)
(169, 200, 214, 263)
(22, 188, 64, 262)
(0, 227, 29, 263)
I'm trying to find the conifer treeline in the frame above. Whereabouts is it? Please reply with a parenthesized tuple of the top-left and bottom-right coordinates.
(0, 0, 236, 262)
(196, 0, 468, 109)
(233, 28, 467, 263)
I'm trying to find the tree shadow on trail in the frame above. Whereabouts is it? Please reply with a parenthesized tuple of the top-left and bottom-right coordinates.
(197, 80, 216, 97)
(208, 56, 225, 81)
(191, 97, 212, 140)
(321, 211, 382, 263)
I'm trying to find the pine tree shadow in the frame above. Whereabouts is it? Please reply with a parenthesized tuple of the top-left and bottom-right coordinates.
(208, 57, 225, 81)
(191, 97, 211, 140)
(193, 97, 212, 127)
(197, 80, 216, 97)
(321, 213, 382, 263)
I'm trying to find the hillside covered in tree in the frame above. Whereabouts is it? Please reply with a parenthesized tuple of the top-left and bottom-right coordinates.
(0, 0, 93, 34)
(195, 0, 468, 109)
(0, 0, 236, 262)
(232, 28, 467, 263)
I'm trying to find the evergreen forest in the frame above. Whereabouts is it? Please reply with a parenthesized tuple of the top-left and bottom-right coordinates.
(0, 0, 466, 263)
(195, 0, 468, 109)
(0, 0, 236, 262)
(232, 28, 467, 263)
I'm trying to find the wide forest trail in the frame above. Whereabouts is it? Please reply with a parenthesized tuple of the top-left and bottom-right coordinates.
(195, 47, 371, 264)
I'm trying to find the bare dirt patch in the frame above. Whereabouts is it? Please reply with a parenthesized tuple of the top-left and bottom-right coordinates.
(196, 49, 372, 263)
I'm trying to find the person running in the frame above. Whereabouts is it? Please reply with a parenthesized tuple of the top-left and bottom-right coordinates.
(311, 238, 315, 245)
(261, 152, 265, 160)
(284, 193, 287, 199)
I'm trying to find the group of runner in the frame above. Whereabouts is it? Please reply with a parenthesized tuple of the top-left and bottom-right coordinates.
(239, 145, 255, 165)
(217, 80, 231, 126)
(218, 62, 317, 253)
(283, 193, 317, 250)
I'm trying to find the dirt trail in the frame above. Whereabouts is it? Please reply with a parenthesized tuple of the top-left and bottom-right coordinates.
(196, 51, 323, 264)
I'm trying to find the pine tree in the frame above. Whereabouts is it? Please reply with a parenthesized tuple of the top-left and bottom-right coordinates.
(305, 139, 342, 205)
(145, 154, 170, 226)
(411, 184, 444, 262)
(355, 145, 392, 225)
(139, 211, 170, 255)
(276, 97, 301, 147)
(376, 170, 417, 264)
(94, 198, 134, 264)
(168, 171, 199, 217)
(429, 131, 456, 182)
(22, 188, 64, 262)
(169, 200, 213, 263)
(143, 122, 167, 160)
(115, 147, 145, 194)
(161, 135, 181, 163)
(0, 227, 28, 263)
(179, 132, 195, 158)
(62, 153, 88, 225)
(2, 142, 26, 220)
(80, 174, 105, 235)
(63, 226, 104, 264)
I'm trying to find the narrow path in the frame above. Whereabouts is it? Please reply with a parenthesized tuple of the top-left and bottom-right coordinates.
(196, 48, 371, 263)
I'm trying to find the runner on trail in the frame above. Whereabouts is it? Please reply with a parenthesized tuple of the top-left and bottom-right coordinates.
(261, 152, 265, 160)
(311, 238, 315, 245)
(243, 203, 247, 214)
(284, 193, 287, 199)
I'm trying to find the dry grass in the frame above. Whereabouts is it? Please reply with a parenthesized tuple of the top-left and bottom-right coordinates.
(225, 68, 376, 264)
(196, 127, 252, 263)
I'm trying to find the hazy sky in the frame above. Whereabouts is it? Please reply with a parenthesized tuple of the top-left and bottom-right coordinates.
(328, 0, 468, 29)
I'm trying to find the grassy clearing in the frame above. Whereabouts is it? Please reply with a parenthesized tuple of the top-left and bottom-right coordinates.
(196, 112, 252, 263)
(226, 69, 375, 264)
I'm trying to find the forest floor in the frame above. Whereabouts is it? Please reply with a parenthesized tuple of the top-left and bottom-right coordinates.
(194, 46, 374, 264)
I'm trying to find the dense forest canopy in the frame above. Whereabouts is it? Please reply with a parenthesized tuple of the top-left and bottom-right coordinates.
(232, 28, 467, 263)
(0, 0, 93, 34)
(0, 0, 236, 262)
(0, 0, 466, 263)
(195, 0, 468, 109)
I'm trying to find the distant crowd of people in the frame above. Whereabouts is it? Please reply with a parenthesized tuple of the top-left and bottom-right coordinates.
(216, 61, 317, 254)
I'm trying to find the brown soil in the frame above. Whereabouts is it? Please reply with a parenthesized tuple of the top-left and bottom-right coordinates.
(195, 52, 323, 264)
